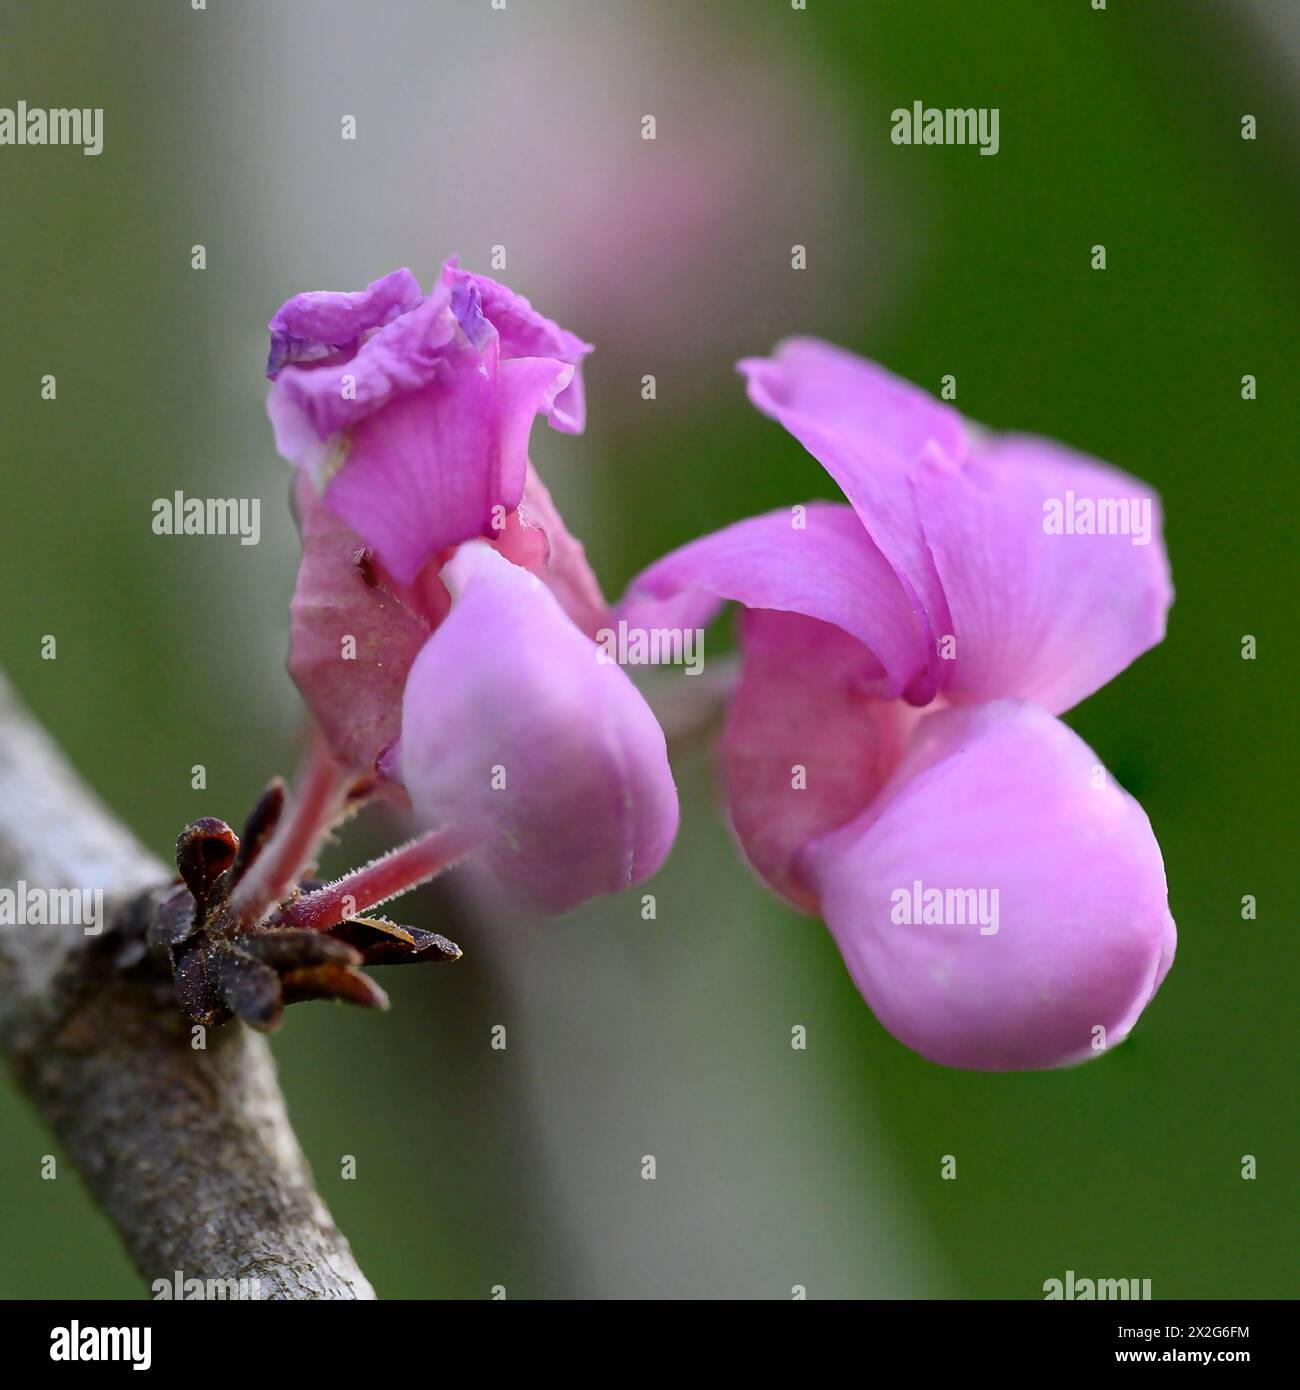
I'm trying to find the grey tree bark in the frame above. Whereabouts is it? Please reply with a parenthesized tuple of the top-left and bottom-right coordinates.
(0, 672, 375, 1299)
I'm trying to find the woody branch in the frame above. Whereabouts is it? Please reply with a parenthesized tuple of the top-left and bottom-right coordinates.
(0, 671, 374, 1300)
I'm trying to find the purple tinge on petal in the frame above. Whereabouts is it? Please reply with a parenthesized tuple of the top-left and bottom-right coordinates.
(618, 502, 931, 701)
(916, 434, 1174, 716)
(271, 285, 458, 441)
(267, 268, 423, 378)
(721, 609, 915, 913)
(803, 700, 1176, 1071)
(287, 473, 431, 774)
(398, 543, 679, 915)
(441, 259, 593, 433)
(738, 340, 960, 703)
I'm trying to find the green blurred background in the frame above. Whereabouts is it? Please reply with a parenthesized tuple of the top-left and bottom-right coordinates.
(1, 0, 1295, 1298)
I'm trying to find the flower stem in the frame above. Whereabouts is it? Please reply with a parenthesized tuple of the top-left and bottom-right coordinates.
(229, 731, 351, 925)
(272, 828, 473, 933)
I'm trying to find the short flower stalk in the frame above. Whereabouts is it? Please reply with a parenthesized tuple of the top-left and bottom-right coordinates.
(271, 828, 475, 935)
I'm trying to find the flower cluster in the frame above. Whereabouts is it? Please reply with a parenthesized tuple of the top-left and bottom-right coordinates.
(242, 263, 1175, 1072)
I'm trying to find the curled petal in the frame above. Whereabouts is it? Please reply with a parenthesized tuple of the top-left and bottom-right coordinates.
(619, 502, 929, 701)
(272, 286, 458, 442)
(739, 340, 960, 702)
(917, 435, 1174, 715)
(442, 259, 593, 432)
(740, 337, 966, 463)
(399, 543, 678, 914)
(267, 267, 423, 377)
(804, 700, 1176, 1071)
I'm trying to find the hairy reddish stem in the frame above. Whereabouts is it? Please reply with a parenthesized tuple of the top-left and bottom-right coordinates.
(229, 731, 351, 925)
(273, 829, 473, 933)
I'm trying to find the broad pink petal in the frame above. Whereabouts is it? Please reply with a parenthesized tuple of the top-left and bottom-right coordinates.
(399, 544, 678, 914)
(618, 502, 930, 701)
(321, 344, 574, 585)
(917, 435, 1174, 714)
(287, 474, 431, 774)
(721, 610, 913, 912)
(804, 700, 1176, 1071)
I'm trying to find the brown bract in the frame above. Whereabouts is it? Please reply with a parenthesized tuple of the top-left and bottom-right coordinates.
(123, 781, 460, 1033)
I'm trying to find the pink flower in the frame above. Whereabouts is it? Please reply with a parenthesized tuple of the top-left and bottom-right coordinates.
(267, 265, 676, 916)
(620, 339, 1176, 1069)
(267, 261, 592, 584)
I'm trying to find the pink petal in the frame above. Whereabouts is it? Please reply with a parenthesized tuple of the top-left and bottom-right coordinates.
(804, 700, 1176, 1071)
(399, 544, 678, 915)
(917, 435, 1174, 714)
(721, 610, 913, 912)
(321, 343, 574, 585)
(740, 336, 966, 462)
(495, 356, 578, 513)
(618, 502, 930, 701)
(739, 339, 964, 701)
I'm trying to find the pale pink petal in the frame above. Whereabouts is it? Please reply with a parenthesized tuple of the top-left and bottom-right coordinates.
(804, 700, 1177, 1071)
(399, 544, 678, 915)
(740, 336, 966, 462)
